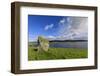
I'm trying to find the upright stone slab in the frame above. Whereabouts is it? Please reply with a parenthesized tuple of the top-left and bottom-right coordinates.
(37, 36, 49, 52)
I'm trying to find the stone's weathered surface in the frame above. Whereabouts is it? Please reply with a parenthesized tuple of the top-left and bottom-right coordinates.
(37, 36, 49, 52)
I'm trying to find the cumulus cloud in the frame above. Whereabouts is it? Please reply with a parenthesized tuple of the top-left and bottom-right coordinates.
(58, 17, 88, 40)
(59, 18, 66, 24)
(44, 24, 54, 31)
(46, 35, 56, 40)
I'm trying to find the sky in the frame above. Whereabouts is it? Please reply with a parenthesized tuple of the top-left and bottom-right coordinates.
(28, 15, 88, 42)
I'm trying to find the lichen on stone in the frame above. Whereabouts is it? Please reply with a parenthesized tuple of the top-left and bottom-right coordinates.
(37, 36, 49, 52)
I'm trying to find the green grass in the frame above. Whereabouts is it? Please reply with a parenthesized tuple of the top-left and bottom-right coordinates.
(28, 47, 88, 61)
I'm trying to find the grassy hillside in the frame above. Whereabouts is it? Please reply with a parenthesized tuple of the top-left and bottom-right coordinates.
(28, 47, 87, 61)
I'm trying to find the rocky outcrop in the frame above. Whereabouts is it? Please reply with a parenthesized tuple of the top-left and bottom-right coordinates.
(37, 36, 49, 52)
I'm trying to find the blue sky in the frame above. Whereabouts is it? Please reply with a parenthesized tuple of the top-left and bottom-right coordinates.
(28, 15, 88, 42)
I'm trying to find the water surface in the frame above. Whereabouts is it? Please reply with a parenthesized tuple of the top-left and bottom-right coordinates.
(49, 42, 87, 49)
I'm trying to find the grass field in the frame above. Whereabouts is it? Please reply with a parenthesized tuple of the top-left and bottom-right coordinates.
(28, 47, 88, 61)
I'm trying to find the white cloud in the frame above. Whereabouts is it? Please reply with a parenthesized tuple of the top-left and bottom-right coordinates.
(44, 24, 54, 31)
(59, 18, 65, 24)
(43, 17, 88, 40)
(48, 35, 55, 39)
(29, 34, 38, 42)
(58, 17, 88, 40)
(45, 35, 56, 40)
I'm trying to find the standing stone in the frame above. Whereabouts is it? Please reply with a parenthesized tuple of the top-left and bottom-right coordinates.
(37, 36, 49, 52)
